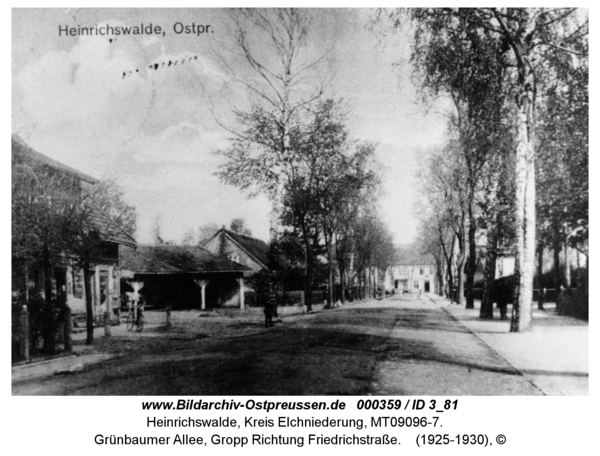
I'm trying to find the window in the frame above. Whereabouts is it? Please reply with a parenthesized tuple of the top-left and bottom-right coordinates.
(414, 281, 419, 290)
(420, 266, 424, 275)
(227, 254, 240, 264)
(72, 267, 83, 299)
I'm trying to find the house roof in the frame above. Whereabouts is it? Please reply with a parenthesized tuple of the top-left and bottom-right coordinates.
(90, 212, 137, 248)
(205, 228, 271, 268)
(393, 244, 435, 266)
(12, 134, 98, 184)
(121, 245, 250, 275)
(13, 134, 136, 247)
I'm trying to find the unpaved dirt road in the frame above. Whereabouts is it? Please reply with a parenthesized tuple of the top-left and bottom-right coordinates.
(12, 295, 541, 395)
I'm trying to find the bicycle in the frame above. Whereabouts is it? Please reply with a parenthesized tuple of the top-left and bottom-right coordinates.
(126, 302, 144, 332)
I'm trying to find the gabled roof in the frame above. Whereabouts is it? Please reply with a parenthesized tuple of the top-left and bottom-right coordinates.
(13, 134, 136, 247)
(205, 228, 270, 269)
(90, 211, 137, 248)
(393, 244, 435, 266)
(12, 134, 98, 184)
(121, 245, 250, 274)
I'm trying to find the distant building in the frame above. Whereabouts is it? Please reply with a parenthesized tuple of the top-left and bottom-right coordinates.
(203, 228, 270, 275)
(386, 264, 437, 294)
(385, 246, 437, 294)
(12, 134, 136, 317)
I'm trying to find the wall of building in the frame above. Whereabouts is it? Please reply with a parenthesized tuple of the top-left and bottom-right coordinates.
(495, 256, 515, 279)
(386, 264, 436, 294)
(65, 262, 119, 315)
(204, 236, 264, 275)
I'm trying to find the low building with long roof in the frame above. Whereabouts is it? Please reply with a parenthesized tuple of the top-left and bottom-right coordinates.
(119, 244, 251, 310)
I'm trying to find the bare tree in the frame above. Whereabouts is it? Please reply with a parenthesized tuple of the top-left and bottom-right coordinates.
(421, 142, 469, 305)
(198, 222, 220, 244)
(181, 229, 197, 246)
(230, 218, 252, 236)
(151, 216, 176, 246)
(215, 8, 331, 241)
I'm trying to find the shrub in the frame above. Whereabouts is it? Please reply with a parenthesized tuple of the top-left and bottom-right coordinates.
(557, 287, 588, 320)
(11, 291, 65, 361)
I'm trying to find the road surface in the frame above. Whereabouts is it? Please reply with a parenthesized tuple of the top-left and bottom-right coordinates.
(12, 294, 541, 395)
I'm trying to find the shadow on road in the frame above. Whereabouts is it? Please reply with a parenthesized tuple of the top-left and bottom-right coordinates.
(12, 303, 544, 395)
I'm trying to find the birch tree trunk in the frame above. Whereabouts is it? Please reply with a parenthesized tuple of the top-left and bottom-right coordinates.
(564, 236, 571, 289)
(553, 237, 562, 290)
(457, 255, 465, 306)
(510, 79, 536, 332)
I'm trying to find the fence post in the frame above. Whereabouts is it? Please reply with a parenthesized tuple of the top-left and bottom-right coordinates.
(104, 310, 112, 337)
(63, 306, 73, 353)
(557, 285, 565, 314)
(20, 305, 30, 362)
(166, 306, 172, 328)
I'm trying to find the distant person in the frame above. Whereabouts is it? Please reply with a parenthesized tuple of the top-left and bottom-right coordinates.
(492, 275, 515, 321)
(136, 293, 146, 324)
(264, 301, 275, 328)
(263, 273, 277, 328)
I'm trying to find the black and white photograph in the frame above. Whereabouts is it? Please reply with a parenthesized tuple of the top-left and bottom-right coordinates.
(11, 5, 589, 403)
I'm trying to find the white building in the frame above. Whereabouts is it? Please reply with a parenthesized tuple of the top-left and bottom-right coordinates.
(386, 264, 437, 294)
(385, 246, 437, 294)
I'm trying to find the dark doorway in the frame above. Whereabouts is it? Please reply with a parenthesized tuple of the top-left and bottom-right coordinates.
(424, 281, 430, 293)
(132, 275, 201, 310)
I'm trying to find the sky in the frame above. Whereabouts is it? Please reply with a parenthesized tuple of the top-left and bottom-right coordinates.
(12, 8, 448, 245)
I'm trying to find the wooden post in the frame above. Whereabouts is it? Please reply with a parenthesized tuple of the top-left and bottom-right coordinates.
(63, 306, 73, 353)
(238, 277, 245, 309)
(115, 268, 121, 304)
(20, 305, 30, 362)
(195, 279, 210, 310)
(94, 265, 101, 315)
(558, 285, 565, 314)
(104, 310, 111, 337)
(166, 306, 172, 328)
(66, 265, 73, 299)
(542, 288, 547, 305)
(107, 265, 114, 322)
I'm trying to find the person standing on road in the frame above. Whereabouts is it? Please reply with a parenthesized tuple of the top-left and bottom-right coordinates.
(264, 272, 277, 327)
